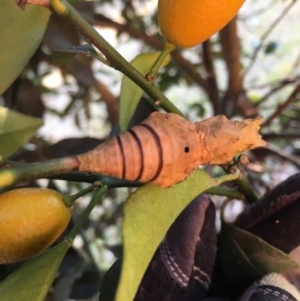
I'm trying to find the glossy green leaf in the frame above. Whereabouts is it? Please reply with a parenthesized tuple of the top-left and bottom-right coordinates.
(220, 221, 299, 288)
(0, 107, 43, 157)
(119, 52, 171, 132)
(0, 0, 50, 94)
(0, 241, 71, 301)
(115, 169, 233, 301)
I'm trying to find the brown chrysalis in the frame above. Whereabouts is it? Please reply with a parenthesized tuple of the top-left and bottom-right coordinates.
(77, 112, 266, 188)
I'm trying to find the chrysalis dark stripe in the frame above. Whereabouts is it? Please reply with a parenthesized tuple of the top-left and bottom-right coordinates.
(139, 123, 163, 182)
(116, 135, 126, 179)
(128, 129, 144, 181)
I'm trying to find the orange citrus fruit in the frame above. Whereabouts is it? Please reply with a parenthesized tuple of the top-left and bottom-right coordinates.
(0, 188, 71, 264)
(158, 0, 246, 48)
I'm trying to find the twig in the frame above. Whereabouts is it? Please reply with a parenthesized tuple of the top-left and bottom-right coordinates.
(49, 0, 184, 117)
(242, 0, 297, 79)
(219, 19, 242, 94)
(91, 14, 210, 94)
(49, 171, 142, 188)
(249, 75, 300, 90)
(0, 157, 79, 189)
(94, 79, 119, 126)
(263, 132, 300, 140)
(255, 77, 299, 107)
(202, 39, 220, 114)
(218, 18, 257, 117)
(262, 82, 300, 127)
(238, 2, 280, 20)
(289, 49, 300, 76)
(267, 143, 300, 169)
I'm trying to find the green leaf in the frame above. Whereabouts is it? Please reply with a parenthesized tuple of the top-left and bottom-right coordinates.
(0, 241, 71, 301)
(115, 169, 230, 301)
(0, 0, 50, 94)
(0, 107, 43, 157)
(220, 221, 300, 288)
(119, 52, 171, 132)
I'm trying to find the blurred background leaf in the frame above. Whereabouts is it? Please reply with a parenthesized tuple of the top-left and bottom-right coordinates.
(0, 107, 43, 157)
(0, 0, 50, 94)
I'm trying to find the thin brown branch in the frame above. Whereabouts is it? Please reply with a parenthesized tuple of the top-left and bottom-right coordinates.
(202, 40, 220, 114)
(255, 77, 299, 107)
(249, 75, 300, 90)
(238, 2, 280, 20)
(262, 82, 300, 127)
(242, 0, 297, 79)
(219, 18, 257, 117)
(263, 132, 300, 140)
(94, 79, 119, 126)
(267, 143, 300, 169)
(289, 49, 300, 76)
(219, 18, 242, 95)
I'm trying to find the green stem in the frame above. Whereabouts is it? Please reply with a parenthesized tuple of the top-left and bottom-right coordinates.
(67, 184, 109, 242)
(215, 172, 240, 185)
(218, 168, 258, 204)
(220, 198, 232, 222)
(1, 159, 27, 167)
(235, 171, 259, 204)
(49, 0, 184, 117)
(63, 184, 95, 207)
(205, 186, 244, 200)
(0, 157, 78, 189)
(147, 40, 176, 81)
(49, 171, 142, 187)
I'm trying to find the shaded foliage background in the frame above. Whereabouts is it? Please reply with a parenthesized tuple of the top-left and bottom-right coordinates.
(0, 0, 300, 300)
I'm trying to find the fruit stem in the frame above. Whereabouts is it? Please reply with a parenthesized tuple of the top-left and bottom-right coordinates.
(147, 40, 176, 81)
(63, 184, 95, 207)
(49, 0, 184, 118)
(67, 184, 109, 242)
